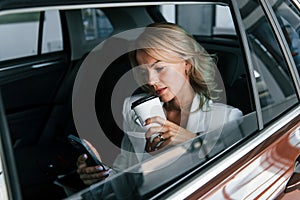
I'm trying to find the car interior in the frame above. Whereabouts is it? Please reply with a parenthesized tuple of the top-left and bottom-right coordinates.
(0, 4, 259, 200)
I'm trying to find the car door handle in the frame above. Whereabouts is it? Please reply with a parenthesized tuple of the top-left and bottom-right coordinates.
(285, 155, 300, 193)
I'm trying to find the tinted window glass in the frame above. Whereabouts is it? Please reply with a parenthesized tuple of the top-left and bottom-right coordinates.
(81, 8, 114, 41)
(67, 3, 258, 199)
(0, 12, 39, 61)
(160, 5, 176, 23)
(42, 10, 63, 53)
(268, 0, 300, 74)
(238, 0, 298, 124)
(175, 4, 236, 36)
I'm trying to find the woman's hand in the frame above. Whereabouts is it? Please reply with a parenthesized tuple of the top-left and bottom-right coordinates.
(144, 116, 195, 153)
(76, 140, 111, 185)
(77, 154, 112, 185)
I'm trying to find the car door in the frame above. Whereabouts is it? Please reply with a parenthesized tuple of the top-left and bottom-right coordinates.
(68, 1, 298, 199)
(169, 0, 300, 199)
(61, 1, 300, 199)
(0, 1, 298, 199)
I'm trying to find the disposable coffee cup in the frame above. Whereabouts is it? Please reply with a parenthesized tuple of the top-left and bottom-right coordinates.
(131, 95, 166, 128)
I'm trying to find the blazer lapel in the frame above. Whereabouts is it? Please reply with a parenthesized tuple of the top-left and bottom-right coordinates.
(186, 94, 206, 134)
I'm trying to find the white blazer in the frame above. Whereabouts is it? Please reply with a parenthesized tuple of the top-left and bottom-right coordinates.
(112, 93, 243, 173)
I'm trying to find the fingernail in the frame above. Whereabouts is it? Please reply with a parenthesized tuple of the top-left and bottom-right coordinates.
(97, 166, 103, 171)
(103, 169, 112, 176)
(82, 154, 87, 159)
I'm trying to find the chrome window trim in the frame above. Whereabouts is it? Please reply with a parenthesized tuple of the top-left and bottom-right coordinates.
(0, 1, 228, 16)
(260, 0, 300, 98)
(0, 61, 60, 72)
(167, 105, 300, 199)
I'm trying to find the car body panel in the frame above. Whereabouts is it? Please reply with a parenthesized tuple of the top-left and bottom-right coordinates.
(187, 113, 300, 199)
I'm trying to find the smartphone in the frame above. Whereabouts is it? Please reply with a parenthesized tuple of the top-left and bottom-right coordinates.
(68, 134, 106, 169)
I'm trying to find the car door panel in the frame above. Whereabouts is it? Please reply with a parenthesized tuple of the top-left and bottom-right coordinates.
(0, 54, 68, 147)
(186, 113, 300, 199)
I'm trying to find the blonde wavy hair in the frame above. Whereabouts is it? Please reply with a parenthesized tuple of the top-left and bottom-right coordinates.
(130, 22, 219, 110)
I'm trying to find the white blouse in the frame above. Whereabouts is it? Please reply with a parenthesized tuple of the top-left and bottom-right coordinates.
(112, 93, 243, 173)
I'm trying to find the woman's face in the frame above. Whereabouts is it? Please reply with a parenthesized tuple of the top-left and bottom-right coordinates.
(135, 50, 191, 103)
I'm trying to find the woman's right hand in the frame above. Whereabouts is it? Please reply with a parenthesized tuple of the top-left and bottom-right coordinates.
(76, 154, 112, 185)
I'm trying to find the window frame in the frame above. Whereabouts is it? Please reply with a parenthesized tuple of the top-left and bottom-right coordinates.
(262, 0, 300, 97)
(231, 0, 300, 130)
(246, 0, 300, 126)
(67, 1, 263, 199)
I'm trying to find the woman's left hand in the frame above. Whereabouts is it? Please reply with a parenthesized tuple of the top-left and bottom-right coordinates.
(144, 116, 195, 153)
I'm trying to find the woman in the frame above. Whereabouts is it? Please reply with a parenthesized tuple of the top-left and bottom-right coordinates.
(77, 22, 242, 185)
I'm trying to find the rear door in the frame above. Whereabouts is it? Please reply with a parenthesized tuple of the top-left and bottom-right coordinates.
(151, 0, 300, 199)
(180, 0, 300, 198)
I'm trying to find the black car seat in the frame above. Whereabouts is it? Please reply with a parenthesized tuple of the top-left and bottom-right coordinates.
(215, 50, 253, 115)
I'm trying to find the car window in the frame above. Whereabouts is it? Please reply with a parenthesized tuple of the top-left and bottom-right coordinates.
(81, 8, 114, 41)
(42, 10, 63, 53)
(67, 3, 260, 199)
(1, 1, 299, 200)
(0, 12, 39, 61)
(161, 4, 236, 36)
(237, 0, 298, 125)
(0, 10, 63, 62)
(160, 5, 176, 23)
(268, 0, 300, 73)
